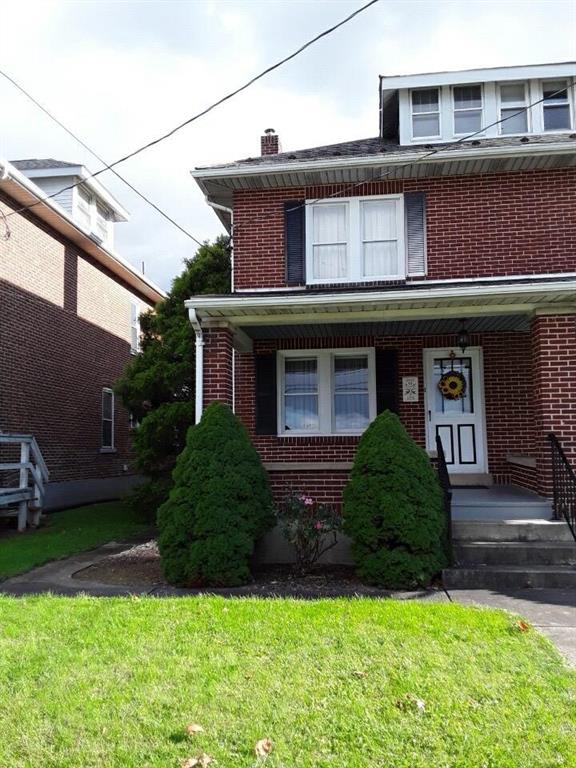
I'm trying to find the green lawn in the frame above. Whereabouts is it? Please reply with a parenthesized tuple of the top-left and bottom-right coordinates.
(0, 501, 148, 580)
(0, 597, 573, 767)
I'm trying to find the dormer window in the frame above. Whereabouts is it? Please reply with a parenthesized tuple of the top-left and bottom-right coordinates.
(542, 80, 572, 131)
(453, 85, 483, 134)
(411, 89, 440, 138)
(76, 187, 93, 230)
(499, 83, 528, 134)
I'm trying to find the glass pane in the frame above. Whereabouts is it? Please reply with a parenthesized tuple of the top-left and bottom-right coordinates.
(433, 357, 473, 414)
(362, 199, 396, 241)
(500, 83, 526, 103)
(334, 393, 369, 431)
(102, 420, 113, 447)
(454, 110, 482, 133)
(543, 80, 568, 103)
(313, 244, 347, 279)
(412, 88, 439, 113)
(313, 204, 347, 244)
(285, 359, 317, 394)
(334, 357, 368, 392)
(412, 113, 440, 137)
(454, 86, 482, 109)
(285, 395, 319, 431)
(363, 241, 398, 276)
(544, 105, 571, 130)
(102, 392, 113, 420)
(501, 107, 528, 133)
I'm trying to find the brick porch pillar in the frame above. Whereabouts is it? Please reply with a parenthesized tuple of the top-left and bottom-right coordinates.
(532, 313, 576, 497)
(202, 324, 234, 409)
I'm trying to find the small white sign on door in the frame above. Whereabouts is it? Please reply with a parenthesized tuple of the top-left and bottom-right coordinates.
(402, 376, 419, 402)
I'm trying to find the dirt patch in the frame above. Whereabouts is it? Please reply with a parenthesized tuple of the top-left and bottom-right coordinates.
(72, 540, 424, 597)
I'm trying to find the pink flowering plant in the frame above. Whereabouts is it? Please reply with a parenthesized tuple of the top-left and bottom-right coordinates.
(277, 490, 342, 573)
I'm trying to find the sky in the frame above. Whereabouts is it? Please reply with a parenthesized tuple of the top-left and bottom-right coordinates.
(1, 0, 575, 291)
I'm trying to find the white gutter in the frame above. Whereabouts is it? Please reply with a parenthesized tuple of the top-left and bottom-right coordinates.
(188, 308, 204, 424)
(191, 140, 576, 180)
(206, 199, 234, 291)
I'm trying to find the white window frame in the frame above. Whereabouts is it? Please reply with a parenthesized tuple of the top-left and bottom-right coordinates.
(497, 81, 530, 135)
(410, 87, 441, 140)
(76, 186, 93, 231)
(305, 195, 405, 285)
(130, 300, 141, 354)
(540, 78, 574, 133)
(452, 84, 484, 136)
(101, 388, 115, 451)
(277, 348, 376, 437)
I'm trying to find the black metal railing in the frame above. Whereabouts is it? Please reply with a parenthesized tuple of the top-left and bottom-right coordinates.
(548, 433, 576, 541)
(435, 435, 454, 565)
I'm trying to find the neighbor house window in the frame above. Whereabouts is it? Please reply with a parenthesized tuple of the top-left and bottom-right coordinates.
(76, 187, 92, 230)
(95, 203, 110, 244)
(306, 196, 404, 284)
(542, 80, 572, 131)
(453, 85, 483, 134)
(101, 388, 115, 449)
(411, 88, 440, 138)
(499, 82, 528, 134)
(130, 301, 141, 354)
(279, 349, 376, 435)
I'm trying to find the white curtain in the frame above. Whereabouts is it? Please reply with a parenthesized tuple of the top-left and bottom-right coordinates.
(362, 200, 398, 277)
(313, 204, 347, 279)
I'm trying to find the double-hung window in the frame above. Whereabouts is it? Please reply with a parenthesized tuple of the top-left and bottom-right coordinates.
(306, 196, 404, 284)
(279, 349, 376, 435)
(77, 187, 92, 231)
(499, 83, 528, 134)
(453, 85, 483, 134)
(95, 203, 110, 244)
(411, 88, 440, 138)
(101, 388, 115, 450)
(542, 80, 572, 131)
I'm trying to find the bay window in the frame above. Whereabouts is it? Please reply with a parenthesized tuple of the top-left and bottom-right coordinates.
(411, 88, 440, 138)
(499, 83, 528, 134)
(278, 349, 376, 435)
(306, 195, 404, 284)
(542, 80, 572, 131)
(453, 85, 483, 134)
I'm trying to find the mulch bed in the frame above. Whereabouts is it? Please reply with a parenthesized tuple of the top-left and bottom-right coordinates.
(72, 540, 434, 598)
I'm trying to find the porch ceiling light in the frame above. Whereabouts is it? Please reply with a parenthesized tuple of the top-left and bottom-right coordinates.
(457, 320, 470, 354)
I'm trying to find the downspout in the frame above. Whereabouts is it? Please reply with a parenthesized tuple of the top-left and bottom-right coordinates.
(188, 308, 204, 424)
(206, 199, 234, 292)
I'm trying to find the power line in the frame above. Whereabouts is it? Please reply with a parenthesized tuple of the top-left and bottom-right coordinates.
(0, 68, 204, 247)
(4, 0, 380, 222)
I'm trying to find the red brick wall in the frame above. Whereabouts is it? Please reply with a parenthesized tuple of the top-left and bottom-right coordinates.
(231, 330, 536, 504)
(203, 326, 234, 407)
(0, 190, 154, 486)
(232, 168, 576, 289)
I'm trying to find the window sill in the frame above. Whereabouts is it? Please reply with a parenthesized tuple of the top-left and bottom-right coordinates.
(99, 447, 117, 454)
(278, 432, 364, 439)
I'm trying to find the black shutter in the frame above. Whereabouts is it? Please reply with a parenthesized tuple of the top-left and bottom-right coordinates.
(376, 349, 399, 414)
(404, 192, 426, 276)
(255, 353, 277, 435)
(285, 200, 306, 285)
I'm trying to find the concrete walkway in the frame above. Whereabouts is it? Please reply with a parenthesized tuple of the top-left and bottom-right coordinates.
(1, 544, 574, 666)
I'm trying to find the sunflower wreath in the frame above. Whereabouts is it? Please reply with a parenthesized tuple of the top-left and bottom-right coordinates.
(438, 370, 466, 400)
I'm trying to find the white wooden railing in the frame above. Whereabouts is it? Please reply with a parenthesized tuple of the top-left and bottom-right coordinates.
(0, 434, 50, 531)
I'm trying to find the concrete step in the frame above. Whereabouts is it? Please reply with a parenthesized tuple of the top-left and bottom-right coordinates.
(443, 565, 576, 590)
(453, 519, 573, 543)
(451, 486, 552, 521)
(454, 541, 576, 566)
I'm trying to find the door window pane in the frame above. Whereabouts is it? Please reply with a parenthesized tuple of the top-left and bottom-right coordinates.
(334, 356, 369, 430)
(312, 204, 348, 279)
(284, 359, 319, 431)
(433, 357, 473, 414)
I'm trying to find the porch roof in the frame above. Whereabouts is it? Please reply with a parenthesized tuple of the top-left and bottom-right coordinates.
(186, 276, 576, 333)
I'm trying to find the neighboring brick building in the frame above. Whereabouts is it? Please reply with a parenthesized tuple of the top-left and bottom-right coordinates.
(0, 158, 165, 509)
(187, 61, 576, 518)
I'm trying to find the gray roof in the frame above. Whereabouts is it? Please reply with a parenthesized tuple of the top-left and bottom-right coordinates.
(196, 132, 576, 172)
(11, 159, 80, 171)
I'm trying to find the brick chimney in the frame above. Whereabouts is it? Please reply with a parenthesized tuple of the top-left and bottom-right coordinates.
(261, 128, 280, 156)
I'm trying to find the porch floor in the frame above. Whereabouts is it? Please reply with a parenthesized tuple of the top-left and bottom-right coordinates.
(451, 484, 552, 521)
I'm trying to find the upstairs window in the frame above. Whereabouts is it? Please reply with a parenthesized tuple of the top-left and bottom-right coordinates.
(499, 83, 528, 134)
(311, 203, 347, 281)
(453, 85, 483, 134)
(77, 187, 92, 230)
(411, 88, 440, 138)
(542, 80, 572, 131)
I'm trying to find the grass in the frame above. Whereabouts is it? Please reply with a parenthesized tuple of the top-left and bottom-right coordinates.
(0, 501, 148, 580)
(0, 597, 573, 767)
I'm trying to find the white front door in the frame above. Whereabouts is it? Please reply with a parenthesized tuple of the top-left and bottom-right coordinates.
(424, 347, 487, 474)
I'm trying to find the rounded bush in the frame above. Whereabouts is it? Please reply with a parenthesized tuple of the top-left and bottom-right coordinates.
(157, 402, 274, 586)
(342, 410, 447, 588)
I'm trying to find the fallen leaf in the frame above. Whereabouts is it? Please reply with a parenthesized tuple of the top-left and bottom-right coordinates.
(516, 620, 531, 632)
(254, 738, 274, 757)
(181, 754, 213, 768)
(186, 724, 205, 737)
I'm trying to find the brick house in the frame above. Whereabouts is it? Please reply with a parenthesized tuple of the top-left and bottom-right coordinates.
(0, 158, 165, 511)
(187, 62, 576, 582)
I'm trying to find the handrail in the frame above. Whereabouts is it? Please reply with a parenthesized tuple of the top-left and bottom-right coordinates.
(435, 434, 454, 565)
(0, 434, 49, 530)
(547, 433, 576, 541)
